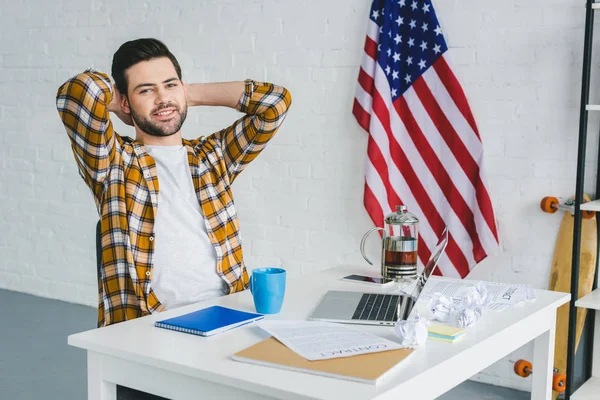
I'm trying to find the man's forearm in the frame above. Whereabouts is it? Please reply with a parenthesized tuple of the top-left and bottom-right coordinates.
(185, 81, 245, 109)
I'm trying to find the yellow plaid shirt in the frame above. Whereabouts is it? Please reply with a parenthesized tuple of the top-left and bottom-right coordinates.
(56, 70, 291, 327)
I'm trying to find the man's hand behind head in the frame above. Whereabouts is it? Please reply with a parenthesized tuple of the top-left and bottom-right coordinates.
(108, 85, 134, 126)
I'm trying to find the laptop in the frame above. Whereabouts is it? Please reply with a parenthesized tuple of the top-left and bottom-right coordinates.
(309, 227, 449, 326)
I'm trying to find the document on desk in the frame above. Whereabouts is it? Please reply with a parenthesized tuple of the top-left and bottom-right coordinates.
(256, 320, 403, 361)
(417, 278, 536, 311)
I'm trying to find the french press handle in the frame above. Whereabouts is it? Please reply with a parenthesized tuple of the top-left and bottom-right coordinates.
(360, 227, 386, 265)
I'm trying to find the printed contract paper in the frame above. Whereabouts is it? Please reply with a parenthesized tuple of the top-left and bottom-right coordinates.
(413, 277, 536, 311)
(256, 320, 403, 361)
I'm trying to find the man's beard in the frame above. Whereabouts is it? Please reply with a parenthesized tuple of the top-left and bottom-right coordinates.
(130, 102, 188, 138)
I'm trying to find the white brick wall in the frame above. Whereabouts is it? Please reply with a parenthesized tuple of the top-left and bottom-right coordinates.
(0, 0, 598, 391)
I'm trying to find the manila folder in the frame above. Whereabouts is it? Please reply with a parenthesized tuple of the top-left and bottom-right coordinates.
(232, 337, 414, 384)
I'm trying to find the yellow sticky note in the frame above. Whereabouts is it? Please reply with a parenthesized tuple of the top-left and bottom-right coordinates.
(428, 325, 466, 337)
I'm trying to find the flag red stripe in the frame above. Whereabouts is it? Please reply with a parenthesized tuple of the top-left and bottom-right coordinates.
(364, 181, 385, 228)
(358, 67, 375, 96)
(353, 99, 371, 132)
(394, 89, 486, 261)
(473, 179, 499, 246)
(433, 57, 480, 140)
(370, 87, 470, 277)
(364, 36, 378, 61)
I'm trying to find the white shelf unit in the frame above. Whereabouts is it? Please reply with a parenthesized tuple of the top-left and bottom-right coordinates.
(580, 199, 600, 212)
(576, 289, 600, 310)
(574, 291, 600, 399)
(586, 104, 600, 110)
(571, 377, 600, 399)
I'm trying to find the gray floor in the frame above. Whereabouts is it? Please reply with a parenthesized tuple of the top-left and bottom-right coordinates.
(0, 289, 530, 400)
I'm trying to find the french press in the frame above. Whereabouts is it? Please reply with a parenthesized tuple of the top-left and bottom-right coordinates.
(360, 205, 419, 283)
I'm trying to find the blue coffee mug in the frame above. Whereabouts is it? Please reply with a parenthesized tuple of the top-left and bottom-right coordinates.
(249, 267, 286, 314)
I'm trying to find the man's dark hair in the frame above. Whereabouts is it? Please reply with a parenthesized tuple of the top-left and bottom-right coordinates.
(111, 38, 182, 96)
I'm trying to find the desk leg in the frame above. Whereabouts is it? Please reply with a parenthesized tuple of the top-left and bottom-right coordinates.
(531, 315, 556, 400)
(88, 351, 117, 400)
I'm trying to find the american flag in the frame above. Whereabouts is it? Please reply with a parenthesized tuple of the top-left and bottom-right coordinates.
(353, 0, 500, 278)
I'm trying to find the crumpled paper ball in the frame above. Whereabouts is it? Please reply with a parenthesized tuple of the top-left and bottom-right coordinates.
(394, 310, 430, 348)
(456, 281, 489, 309)
(429, 293, 454, 323)
(453, 307, 482, 328)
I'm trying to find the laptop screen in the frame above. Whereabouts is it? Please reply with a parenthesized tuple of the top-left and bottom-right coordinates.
(397, 227, 449, 319)
(412, 227, 449, 299)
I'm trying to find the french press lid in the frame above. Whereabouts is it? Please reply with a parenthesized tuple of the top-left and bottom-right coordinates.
(384, 205, 419, 225)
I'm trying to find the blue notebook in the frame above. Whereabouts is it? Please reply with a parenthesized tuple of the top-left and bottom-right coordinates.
(155, 306, 264, 337)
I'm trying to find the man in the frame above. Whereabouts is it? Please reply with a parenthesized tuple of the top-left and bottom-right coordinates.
(56, 38, 292, 329)
(56, 38, 291, 399)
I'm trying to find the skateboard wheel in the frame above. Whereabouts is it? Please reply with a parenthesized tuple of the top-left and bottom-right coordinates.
(514, 359, 532, 378)
(553, 373, 566, 392)
(583, 210, 596, 219)
(541, 197, 559, 214)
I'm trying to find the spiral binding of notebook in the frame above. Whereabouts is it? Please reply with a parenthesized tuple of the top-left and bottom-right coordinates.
(154, 305, 264, 337)
(154, 322, 207, 336)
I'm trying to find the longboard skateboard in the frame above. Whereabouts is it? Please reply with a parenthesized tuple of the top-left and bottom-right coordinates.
(514, 195, 597, 398)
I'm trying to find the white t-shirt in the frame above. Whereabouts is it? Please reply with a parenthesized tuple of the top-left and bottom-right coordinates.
(145, 144, 226, 309)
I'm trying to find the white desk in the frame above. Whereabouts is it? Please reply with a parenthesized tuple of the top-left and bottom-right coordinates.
(68, 265, 569, 400)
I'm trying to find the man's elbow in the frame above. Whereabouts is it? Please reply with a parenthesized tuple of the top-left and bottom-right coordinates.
(281, 86, 292, 109)
(278, 86, 292, 115)
(263, 86, 292, 125)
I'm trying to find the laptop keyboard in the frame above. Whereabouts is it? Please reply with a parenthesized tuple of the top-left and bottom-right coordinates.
(351, 293, 401, 322)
